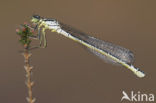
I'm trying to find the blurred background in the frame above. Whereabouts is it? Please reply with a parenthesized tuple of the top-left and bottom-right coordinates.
(0, 0, 156, 103)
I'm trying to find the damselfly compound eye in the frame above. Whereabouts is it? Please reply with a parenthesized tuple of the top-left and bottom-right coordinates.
(31, 15, 41, 23)
(32, 15, 41, 20)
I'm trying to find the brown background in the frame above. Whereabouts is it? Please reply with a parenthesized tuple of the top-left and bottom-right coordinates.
(0, 0, 156, 103)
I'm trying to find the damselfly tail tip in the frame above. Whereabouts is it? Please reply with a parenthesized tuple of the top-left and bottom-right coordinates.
(133, 66, 145, 78)
(129, 65, 145, 78)
(135, 70, 145, 78)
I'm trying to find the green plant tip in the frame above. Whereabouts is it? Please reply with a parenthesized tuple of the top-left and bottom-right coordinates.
(16, 24, 35, 47)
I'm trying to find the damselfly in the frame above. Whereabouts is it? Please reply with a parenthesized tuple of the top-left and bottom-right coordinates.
(31, 15, 145, 78)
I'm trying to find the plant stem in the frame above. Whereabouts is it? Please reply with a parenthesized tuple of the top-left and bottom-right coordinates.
(23, 45, 36, 103)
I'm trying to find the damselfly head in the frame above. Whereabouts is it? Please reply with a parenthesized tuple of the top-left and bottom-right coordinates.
(31, 15, 41, 23)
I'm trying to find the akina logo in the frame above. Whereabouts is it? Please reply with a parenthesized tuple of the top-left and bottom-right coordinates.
(121, 91, 155, 102)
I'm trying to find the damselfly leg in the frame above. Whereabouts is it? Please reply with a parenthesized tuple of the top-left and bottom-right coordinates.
(41, 28, 47, 48)
(29, 23, 47, 48)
